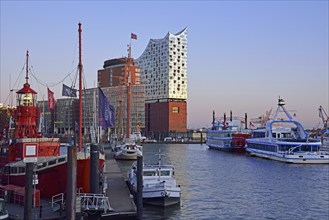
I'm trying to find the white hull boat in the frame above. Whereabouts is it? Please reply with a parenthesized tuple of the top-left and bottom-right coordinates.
(113, 142, 142, 160)
(246, 98, 329, 164)
(127, 154, 181, 207)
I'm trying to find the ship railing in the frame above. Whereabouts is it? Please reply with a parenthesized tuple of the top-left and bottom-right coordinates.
(51, 193, 64, 210)
(80, 193, 114, 213)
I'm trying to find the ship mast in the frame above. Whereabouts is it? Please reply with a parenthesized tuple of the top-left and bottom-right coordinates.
(126, 44, 132, 139)
(26, 50, 29, 83)
(78, 23, 83, 151)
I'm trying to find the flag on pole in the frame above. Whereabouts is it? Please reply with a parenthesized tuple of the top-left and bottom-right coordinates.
(98, 87, 115, 129)
(47, 88, 56, 110)
(62, 84, 77, 97)
(131, 33, 137, 40)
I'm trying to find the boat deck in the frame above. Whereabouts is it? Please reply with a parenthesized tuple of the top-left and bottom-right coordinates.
(4, 147, 137, 219)
(5, 199, 65, 219)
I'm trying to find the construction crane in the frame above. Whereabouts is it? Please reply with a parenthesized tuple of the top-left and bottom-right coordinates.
(250, 108, 272, 127)
(319, 105, 329, 130)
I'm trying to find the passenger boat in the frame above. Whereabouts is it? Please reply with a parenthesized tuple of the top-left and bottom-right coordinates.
(127, 153, 181, 207)
(113, 141, 142, 160)
(0, 27, 106, 199)
(246, 98, 329, 164)
(206, 112, 250, 153)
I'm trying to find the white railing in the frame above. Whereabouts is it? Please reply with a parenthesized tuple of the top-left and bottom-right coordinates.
(51, 193, 64, 208)
(80, 193, 113, 213)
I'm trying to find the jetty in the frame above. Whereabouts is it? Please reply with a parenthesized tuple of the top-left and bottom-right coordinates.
(102, 148, 137, 219)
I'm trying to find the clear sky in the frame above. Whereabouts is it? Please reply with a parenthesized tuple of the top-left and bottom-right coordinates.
(1, 1, 328, 129)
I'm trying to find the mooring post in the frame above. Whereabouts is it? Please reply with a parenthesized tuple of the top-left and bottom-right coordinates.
(90, 143, 100, 193)
(24, 162, 33, 220)
(66, 144, 77, 219)
(137, 155, 143, 219)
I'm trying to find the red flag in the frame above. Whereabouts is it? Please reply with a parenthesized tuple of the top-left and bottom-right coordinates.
(131, 33, 137, 40)
(48, 88, 56, 110)
(249, 121, 255, 127)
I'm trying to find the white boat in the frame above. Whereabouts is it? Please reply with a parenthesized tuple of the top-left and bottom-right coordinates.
(113, 141, 143, 160)
(246, 98, 329, 164)
(206, 113, 250, 153)
(127, 153, 181, 207)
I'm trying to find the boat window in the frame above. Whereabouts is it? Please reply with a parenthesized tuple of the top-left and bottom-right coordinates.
(160, 170, 170, 176)
(18, 167, 25, 174)
(58, 158, 66, 163)
(48, 160, 56, 166)
(10, 167, 17, 174)
(301, 145, 311, 152)
(143, 171, 156, 176)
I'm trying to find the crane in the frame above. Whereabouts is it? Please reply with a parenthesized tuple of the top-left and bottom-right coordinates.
(319, 105, 329, 130)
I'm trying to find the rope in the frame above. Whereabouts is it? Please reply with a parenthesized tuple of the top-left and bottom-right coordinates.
(2, 63, 25, 106)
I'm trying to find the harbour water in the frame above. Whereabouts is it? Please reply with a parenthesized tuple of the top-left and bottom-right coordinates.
(116, 143, 329, 220)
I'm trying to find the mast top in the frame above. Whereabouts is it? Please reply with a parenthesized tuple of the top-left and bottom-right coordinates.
(25, 50, 29, 84)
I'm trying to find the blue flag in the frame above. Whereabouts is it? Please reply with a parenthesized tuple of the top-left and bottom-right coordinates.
(62, 84, 77, 97)
(98, 87, 115, 129)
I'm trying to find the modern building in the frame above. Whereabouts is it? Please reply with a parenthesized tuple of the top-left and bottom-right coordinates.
(135, 28, 188, 134)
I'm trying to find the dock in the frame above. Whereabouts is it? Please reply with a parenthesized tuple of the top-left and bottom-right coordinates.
(102, 148, 137, 219)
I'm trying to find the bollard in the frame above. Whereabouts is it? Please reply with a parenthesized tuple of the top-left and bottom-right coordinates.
(90, 144, 100, 194)
(137, 155, 143, 219)
(39, 205, 42, 218)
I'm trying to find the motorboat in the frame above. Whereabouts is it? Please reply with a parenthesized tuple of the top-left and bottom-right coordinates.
(113, 141, 143, 160)
(127, 153, 181, 207)
(246, 98, 329, 164)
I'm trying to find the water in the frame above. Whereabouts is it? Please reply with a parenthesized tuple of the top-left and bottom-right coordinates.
(116, 144, 329, 220)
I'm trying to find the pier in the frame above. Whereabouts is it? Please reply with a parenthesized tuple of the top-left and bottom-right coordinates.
(102, 148, 137, 219)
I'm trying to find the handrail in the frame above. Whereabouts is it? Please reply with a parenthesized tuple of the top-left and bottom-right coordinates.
(51, 193, 64, 208)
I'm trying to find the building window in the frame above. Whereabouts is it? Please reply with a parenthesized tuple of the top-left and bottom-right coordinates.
(173, 107, 179, 113)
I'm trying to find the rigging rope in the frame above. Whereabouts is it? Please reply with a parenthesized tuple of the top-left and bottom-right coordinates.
(2, 64, 25, 106)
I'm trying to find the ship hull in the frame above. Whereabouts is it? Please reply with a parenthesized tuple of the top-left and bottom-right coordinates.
(3, 157, 105, 199)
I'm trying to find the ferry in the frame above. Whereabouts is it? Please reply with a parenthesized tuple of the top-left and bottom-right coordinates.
(206, 112, 250, 153)
(246, 98, 329, 164)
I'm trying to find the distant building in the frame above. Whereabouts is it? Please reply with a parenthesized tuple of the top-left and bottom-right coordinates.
(98, 58, 141, 87)
(98, 58, 145, 138)
(135, 28, 188, 134)
(38, 98, 75, 135)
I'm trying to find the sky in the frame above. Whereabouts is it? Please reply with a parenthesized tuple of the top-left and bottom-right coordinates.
(1, 1, 328, 129)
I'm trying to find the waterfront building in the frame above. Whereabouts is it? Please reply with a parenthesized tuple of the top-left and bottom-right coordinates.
(135, 28, 188, 134)
(98, 57, 145, 139)
(98, 58, 141, 87)
(38, 98, 75, 136)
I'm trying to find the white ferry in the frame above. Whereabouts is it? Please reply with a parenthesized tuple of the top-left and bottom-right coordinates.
(246, 98, 329, 164)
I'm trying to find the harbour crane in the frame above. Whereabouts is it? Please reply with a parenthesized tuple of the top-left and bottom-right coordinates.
(250, 108, 272, 127)
(318, 105, 329, 130)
